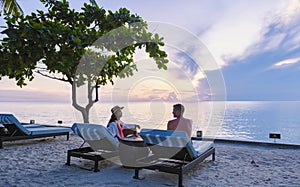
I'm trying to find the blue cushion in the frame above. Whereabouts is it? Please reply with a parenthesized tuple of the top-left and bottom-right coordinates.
(29, 127, 71, 135)
(71, 123, 82, 138)
(140, 129, 199, 159)
(22, 124, 45, 128)
(0, 114, 31, 135)
(0, 113, 71, 136)
(186, 141, 199, 159)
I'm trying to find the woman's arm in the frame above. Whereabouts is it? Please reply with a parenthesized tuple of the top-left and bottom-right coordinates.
(121, 122, 140, 129)
(107, 122, 118, 138)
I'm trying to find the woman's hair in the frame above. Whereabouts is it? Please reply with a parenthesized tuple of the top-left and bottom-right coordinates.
(108, 109, 122, 124)
(108, 113, 118, 124)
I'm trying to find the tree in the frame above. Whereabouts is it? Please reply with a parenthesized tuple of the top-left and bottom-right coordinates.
(0, 0, 168, 123)
(0, 0, 23, 16)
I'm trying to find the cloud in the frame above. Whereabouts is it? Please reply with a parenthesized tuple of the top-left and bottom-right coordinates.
(95, 0, 294, 70)
(272, 57, 300, 68)
(221, 0, 300, 101)
(261, 33, 286, 51)
(232, 0, 300, 62)
(199, 0, 299, 66)
(0, 90, 69, 102)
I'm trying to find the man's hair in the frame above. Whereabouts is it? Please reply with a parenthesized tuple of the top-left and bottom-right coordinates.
(173, 104, 185, 114)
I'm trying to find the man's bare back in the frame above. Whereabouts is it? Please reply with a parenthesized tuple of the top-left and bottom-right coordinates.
(167, 117, 192, 138)
(167, 104, 192, 138)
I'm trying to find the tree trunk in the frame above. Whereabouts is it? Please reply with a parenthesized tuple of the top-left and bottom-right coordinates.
(81, 108, 90, 123)
(71, 80, 95, 123)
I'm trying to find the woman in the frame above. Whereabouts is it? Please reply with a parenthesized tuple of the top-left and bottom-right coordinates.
(107, 105, 139, 140)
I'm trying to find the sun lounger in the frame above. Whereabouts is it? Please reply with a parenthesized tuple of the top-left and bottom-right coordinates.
(133, 129, 215, 187)
(66, 123, 119, 172)
(0, 114, 70, 148)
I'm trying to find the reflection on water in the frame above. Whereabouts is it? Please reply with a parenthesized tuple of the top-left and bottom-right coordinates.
(220, 101, 300, 144)
(0, 101, 299, 144)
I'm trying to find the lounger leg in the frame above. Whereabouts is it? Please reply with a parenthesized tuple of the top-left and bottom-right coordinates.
(133, 169, 140, 179)
(94, 161, 99, 172)
(212, 149, 216, 161)
(178, 171, 183, 187)
(0, 139, 3, 149)
(67, 133, 69, 141)
(66, 151, 71, 166)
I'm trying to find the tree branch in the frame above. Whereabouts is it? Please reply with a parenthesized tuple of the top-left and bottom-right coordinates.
(86, 79, 95, 110)
(36, 70, 69, 82)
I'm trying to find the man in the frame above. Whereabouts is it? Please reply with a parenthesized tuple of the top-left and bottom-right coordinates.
(167, 104, 192, 138)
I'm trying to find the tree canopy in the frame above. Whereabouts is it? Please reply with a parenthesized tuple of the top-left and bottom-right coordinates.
(0, 0, 168, 122)
(0, 0, 23, 16)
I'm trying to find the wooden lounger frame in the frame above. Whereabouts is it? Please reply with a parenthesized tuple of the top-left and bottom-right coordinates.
(65, 147, 118, 172)
(133, 144, 215, 187)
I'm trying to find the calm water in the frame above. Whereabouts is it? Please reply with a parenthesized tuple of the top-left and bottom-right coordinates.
(0, 101, 299, 145)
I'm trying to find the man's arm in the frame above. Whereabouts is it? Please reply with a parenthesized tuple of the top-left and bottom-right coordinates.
(187, 119, 193, 138)
(167, 120, 174, 130)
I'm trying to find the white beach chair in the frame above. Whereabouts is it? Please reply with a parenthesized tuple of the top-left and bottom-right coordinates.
(66, 123, 119, 172)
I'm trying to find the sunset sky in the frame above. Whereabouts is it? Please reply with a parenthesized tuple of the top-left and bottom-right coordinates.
(0, 0, 300, 102)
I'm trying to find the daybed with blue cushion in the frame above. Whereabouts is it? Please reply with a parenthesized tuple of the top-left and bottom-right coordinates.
(133, 129, 215, 187)
(0, 114, 70, 148)
(66, 123, 119, 172)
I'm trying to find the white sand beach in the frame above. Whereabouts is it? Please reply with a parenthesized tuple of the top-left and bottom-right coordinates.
(0, 134, 299, 187)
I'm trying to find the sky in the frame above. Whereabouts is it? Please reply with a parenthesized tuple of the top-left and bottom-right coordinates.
(0, 0, 300, 102)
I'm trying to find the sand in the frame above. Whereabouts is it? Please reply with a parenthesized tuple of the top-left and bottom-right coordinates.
(0, 134, 299, 187)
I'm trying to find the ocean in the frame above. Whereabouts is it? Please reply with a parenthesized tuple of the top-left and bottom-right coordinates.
(1, 101, 299, 145)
